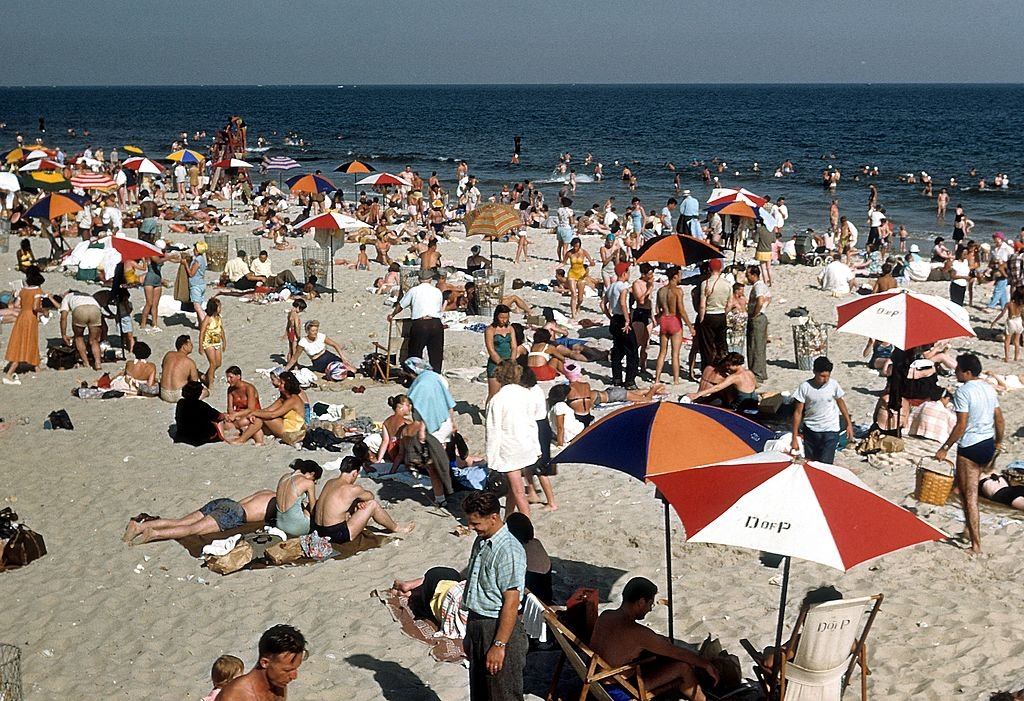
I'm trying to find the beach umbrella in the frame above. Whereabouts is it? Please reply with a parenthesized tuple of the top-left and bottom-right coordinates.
(634, 233, 724, 267)
(166, 149, 205, 165)
(17, 158, 62, 172)
(335, 159, 375, 193)
(111, 236, 163, 261)
(262, 156, 300, 187)
(4, 148, 27, 164)
(356, 172, 411, 188)
(463, 202, 521, 259)
(553, 401, 773, 637)
(707, 187, 778, 232)
(649, 452, 946, 666)
(71, 172, 117, 191)
(25, 149, 52, 161)
(0, 172, 20, 193)
(123, 145, 145, 155)
(210, 158, 253, 170)
(836, 289, 975, 350)
(294, 210, 366, 301)
(18, 172, 71, 192)
(286, 173, 336, 194)
(25, 192, 86, 220)
(122, 157, 165, 174)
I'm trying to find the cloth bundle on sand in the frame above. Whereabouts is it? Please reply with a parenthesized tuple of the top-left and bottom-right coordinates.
(374, 588, 466, 664)
(177, 523, 384, 573)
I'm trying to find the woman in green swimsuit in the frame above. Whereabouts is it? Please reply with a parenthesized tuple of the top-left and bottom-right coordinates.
(274, 460, 323, 537)
(484, 304, 518, 400)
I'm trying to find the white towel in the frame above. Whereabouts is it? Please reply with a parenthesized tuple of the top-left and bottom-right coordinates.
(201, 533, 241, 557)
(520, 592, 548, 643)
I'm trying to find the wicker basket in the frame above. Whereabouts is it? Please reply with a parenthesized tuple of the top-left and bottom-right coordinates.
(915, 459, 955, 505)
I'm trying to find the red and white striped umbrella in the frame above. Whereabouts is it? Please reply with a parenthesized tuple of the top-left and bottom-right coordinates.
(18, 158, 62, 172)
(294, 211, 366, 232)
(71, 172, 117, 191)
(111, 236, 163, 261)
(211, 158, 253, 169)
(836, 289, 974, 350)
(650, 451, 946, 571)
(122, 157, 165, 174)
(355, 172, 411, 187)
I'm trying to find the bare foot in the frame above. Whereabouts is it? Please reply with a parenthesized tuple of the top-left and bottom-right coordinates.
(545, 503, 559, 512)
(394, 522, 417, 537)
(122, 520, 143, 543)
(134, 527, 158, 545)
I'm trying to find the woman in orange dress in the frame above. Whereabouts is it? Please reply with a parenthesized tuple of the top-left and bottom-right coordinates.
(4, 266, 58, 385)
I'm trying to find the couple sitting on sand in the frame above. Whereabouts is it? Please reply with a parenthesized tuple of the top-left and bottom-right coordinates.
(122, 457, 413, 545)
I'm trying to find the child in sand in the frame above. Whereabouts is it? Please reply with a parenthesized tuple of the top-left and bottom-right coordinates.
(202, 655, 244, 701)
(285, 298, 306, 360)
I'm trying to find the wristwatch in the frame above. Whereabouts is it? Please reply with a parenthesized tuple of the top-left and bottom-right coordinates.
(493, 641, 507, 648)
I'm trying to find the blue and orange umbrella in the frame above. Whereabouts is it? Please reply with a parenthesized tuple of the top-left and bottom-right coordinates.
(286, 173, 335, 194)
(25, 192, 86, 220)
(552, 401, 773, 639)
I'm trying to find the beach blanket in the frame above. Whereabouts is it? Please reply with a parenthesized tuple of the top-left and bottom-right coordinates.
(177, 523, 385, 573)
(374, 588, 467, 664)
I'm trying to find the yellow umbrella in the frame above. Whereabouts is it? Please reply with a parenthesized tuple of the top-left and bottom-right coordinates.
(123, 145, 144, 155)
(166, 149, 205, 164)
(5, 148, 26, 164)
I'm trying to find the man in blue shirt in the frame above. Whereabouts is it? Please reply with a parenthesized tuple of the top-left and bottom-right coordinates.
(677, 189, 701, 236)
(461, 491, 528, 701)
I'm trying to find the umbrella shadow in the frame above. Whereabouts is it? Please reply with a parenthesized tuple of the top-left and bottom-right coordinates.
(549, 557, 628, 602)
(767, 358, 798, 371)
(345, 654, 441, 701)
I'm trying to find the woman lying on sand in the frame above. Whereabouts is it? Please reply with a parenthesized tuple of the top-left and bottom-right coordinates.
(122, 490, 276, 545)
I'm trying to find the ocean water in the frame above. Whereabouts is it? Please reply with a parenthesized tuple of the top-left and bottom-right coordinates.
(3, 84, 1024, 241)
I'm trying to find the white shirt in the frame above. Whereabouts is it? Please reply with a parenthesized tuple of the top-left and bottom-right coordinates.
(173, 164, 187, 182)
(485, 384, 541, 472)
(102, 205, 123, 232)
(223, 257, 251, 283)
(992, 241, 1013, 264)
(59, 293, 100, 313)
(250, 257, 273, 276)
(776, 203, 789, 222)
(793, 378, 845, 432)
(399, 282, 443, 319)
(819, 261, 855, 294)
(951, 259, 970, 287)
(298, 332, 327, 357)
(549, 402, 584, 446)
(868, 210, 885, 228)
(952, 379, 999, 447)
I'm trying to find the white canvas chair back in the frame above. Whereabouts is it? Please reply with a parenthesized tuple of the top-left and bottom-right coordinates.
(784, 596, 874, 701)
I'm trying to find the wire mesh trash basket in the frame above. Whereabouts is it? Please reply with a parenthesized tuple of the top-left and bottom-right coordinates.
(792, 318, 829, 371)
(0, 642, 22, 701)
(203, 234, 229, 273)
(301, 246, 330, 285)
(399, 266, 421, 295)
(474, 269, 506, 318)
(233, 235, 262, 263)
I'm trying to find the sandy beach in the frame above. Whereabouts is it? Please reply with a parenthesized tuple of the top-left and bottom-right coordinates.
(1, 213, 1022, 701)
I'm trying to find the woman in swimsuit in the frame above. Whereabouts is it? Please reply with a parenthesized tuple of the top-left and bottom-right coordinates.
(526, 328, 584, 382)
(198, 297, 226, 388)
(599, 234, 623, 290)
(228, 371, 307, 446)
(115, 340, 158, 395)
(372, 394, 425, 465)
(560, 237, 594, 319)
(484, 305, 518, 399)
(979, 472, 1024, 511)
(563, 380, 667, 428)
(139, 245, 174, 332)
(275, 460, 323, 538)
(686, 352, 759, 411)
(284, 298, 306, 361)
(993, 287, 1024, 362)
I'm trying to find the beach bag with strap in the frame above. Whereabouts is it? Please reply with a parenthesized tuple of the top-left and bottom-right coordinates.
(205, 540, 253, 575)
(46, 345, 78, 370)
(2, 525, 47, 567)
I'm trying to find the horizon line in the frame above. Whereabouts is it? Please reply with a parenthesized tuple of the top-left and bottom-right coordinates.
(2, 81, 1024, 89)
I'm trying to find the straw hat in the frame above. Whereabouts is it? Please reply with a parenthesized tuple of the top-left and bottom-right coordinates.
(194, 241, 208, 253)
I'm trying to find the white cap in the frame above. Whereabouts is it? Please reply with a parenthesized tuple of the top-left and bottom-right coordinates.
(909, 244, 920, 253)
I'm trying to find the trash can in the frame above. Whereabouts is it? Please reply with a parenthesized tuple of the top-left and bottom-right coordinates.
(203, 234, 229, 273)
(233, 235, 263, 263)
(0, 218, 10, 254)
(301, 246, 331, 285)
(792, 318, 829, 371)
(0, 642, 22, 701)
(474, 269, 506, 318)
(399, 265, 421, 295)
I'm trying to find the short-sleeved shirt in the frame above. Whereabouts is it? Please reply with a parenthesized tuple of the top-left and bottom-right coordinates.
(556, 206, 573, 228)
(298, 332, 327, 357)
(399, 282, 443, 319)
(549, 402, 585, 444)
(952, 379, 999, 447)
(223, 257, 250, 283)
(462, 525, 526, 618)
(748, 280, 771, 316)
(793, 378, 845, 432)
(605, 280, 630, 316)
(59, 293, 100, 313)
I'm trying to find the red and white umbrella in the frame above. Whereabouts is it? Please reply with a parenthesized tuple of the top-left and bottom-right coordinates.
(25, 149, 51, 161)
(356, 172, 411, 187)
(122, 157, 165, 174)
(294, 211, 366, 231)
(71, 172, 117, 191)
(211, 158, 253, 169)
(111, 236, 163, 261)
(836, 289, 974, 350)
(18, 158, 62, 172)
(706, 187, 778, 228)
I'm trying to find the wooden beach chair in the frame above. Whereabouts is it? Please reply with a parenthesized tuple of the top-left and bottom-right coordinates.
(740, 594, 883, 701)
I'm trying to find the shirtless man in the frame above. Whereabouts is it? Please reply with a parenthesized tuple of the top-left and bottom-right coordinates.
(159, 334, 201, 403)
(225, 365, 261, 433)
(310, 456, 415, 544)
(631, 263, 655, 380)
(654, 266, 694, 385)
(219, 625, 307, 701)
(591, 577, 717, 701)
(420, 239, 441, 271)
(123, 489, 275, 544)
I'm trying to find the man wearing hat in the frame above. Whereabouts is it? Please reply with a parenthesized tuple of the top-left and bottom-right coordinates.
(602, 261, 639, 388)
(676, 189, 700, 236)
(389, 269, 445, 372)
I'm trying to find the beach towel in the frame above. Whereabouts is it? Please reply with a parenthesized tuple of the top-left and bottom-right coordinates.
(408, 370, 455, 433)
(374, 588, 467, 664)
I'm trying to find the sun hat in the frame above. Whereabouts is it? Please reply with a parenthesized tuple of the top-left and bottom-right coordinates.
(909, 244, 920, 253)
(194, 241, 208, 253)
(418, 268, 435, 281)
(683, 189, 691, 195)
(404, 357, 431, 375)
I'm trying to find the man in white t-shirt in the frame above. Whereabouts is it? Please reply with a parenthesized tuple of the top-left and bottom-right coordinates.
(935, 353, 1004, 554)
(101, 197, 123, 233)
(867, 207, 886, 249)
(389, 269, 445, 372)
(173, 163, 187, 201)
(818, 257, 856, 295)
(790, 356, 854, 464)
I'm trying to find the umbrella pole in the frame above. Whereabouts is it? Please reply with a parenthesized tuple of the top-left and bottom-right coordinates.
(663, 500, 675, 642)
(330, 238, 336, 302)
(772, 554, 791, 691)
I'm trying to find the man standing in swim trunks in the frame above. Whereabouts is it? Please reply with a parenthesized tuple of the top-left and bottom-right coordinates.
(311, 457, 415, 544)
(654, 266, 694, 385)
(935, 353, 1004, 554)
(159, 334, 202, 403)
(631, 263, 656, 380)
(219, 625, 307, 701)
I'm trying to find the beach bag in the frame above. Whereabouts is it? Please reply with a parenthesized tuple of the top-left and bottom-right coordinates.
(205, 540, 253, 575)
(173, 262, 191, 303)
(46, 409, 74, 431)
(856, 429, 903, 455)
(242, 531, 283, 560)
(266, 538, 305, 565)
(698, 635, 744, 695)
(2, 525, 47, 567)
(46, 345, 78, 370)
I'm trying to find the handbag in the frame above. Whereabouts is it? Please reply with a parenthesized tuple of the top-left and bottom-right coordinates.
(2, 525, 47, 567)
(173, 262, 191, 304)
(205, 541, 254, 575)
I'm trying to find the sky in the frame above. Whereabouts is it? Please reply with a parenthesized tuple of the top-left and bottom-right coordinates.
(3, 0, 1023, 85)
